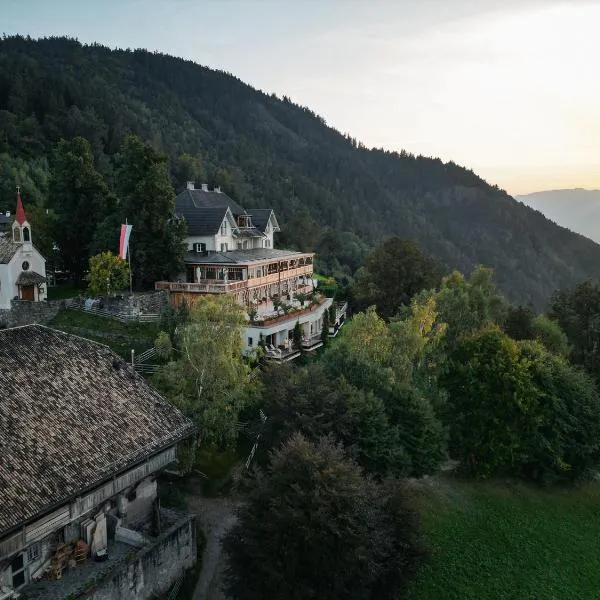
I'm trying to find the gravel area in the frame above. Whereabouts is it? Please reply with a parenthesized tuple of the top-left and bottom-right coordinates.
(185, 494, 237, 600)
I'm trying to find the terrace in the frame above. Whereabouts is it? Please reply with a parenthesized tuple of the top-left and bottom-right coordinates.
(249, 293, 327, 327)
(19, 510, 193, 600)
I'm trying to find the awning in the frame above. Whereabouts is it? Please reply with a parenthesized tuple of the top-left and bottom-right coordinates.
(17, 271, 46, 286)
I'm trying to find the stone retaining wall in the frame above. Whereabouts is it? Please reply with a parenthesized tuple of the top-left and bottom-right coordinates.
(86, 514, 196, 600)
(0, 299, 65, 328)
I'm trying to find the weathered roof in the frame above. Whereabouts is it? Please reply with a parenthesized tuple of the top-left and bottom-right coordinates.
(0, 325, 194, 536)
(184, 248, 311, 265)
(0, 237, 19, 264)
(16, 270, 46, 285)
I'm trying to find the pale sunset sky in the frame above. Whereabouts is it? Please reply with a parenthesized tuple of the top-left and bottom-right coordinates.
(2, 0, 599, 195)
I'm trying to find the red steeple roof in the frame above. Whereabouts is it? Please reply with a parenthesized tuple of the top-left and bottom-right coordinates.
(15, 189, 26, 225)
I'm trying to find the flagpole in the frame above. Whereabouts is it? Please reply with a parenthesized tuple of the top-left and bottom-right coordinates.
(126, 218, 133, 296)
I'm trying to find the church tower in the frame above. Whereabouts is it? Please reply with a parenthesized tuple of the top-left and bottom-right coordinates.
(12, 186, 32, 248)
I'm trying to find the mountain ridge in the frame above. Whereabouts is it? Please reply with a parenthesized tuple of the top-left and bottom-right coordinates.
(1, 35, 600, 307)
(517, 189, 600, 245)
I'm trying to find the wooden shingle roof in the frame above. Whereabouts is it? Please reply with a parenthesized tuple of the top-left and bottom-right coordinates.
(0, 325, 194, 536)
(0, 237, 19, 264)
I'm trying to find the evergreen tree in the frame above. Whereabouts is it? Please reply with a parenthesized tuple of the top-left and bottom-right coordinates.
(117, 135, 186, 288)
(292, 320, 302, 348)
(48, 137, 109, 281)
(353, 238, 441, 320)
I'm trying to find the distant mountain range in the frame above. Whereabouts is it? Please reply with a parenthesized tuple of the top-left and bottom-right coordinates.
(1, 35, 600, 308)
(516, 189, 600, 245)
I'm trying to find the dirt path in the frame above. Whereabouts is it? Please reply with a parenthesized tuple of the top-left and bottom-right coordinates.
(185, 493, 237, 600)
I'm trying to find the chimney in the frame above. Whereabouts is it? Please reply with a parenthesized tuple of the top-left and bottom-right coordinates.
(201, 183, 209, 192)
(214, 186, 221, 193)
(186, 181, 195, 190)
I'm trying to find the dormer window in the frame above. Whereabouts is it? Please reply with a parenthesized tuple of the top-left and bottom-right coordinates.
(237, 214, 253, 229)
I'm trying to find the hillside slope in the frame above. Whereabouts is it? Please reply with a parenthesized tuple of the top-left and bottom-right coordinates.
(517, 189, 600, 245)
(1, 36, 599, 307)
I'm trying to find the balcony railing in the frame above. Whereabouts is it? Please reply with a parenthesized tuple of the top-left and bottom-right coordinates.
(301, 333, 323, 349)
(155, 280, 248, 294)
(156, 265, 314, 295)
(251, 296, 329, 327)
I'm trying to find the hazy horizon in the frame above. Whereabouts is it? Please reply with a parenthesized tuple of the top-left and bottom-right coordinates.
(2, 0, 599, 196)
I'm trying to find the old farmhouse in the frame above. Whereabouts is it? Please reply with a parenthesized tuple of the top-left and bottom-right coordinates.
(156, 182, 347, 360)
(0, 325, 196, 600)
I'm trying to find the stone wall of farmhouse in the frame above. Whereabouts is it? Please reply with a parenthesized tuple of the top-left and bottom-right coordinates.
(86, 514, 196, 600)
(0, 299, 64, 328)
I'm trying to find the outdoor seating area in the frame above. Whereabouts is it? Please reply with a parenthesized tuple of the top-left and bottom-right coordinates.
(264, 342, 301, 362)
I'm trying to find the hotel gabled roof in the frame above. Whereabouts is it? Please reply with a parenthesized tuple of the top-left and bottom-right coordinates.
(0, 325, 194, 536)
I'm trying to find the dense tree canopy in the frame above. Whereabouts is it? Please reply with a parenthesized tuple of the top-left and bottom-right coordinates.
(258, 363, 409, 477)
(550, 280, 600, 380)
(441, 325, 600, 481)
(2, 36, 600, 305)
(48, 137, 109, 280)
(352, 238, 441, 319)
(224, 434, 425, 600)
(116, 135, 186, 288)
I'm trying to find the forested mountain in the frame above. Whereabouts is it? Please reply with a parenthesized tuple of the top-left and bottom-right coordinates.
(517, 189, 600, 245)
(1, 35, 600, 307)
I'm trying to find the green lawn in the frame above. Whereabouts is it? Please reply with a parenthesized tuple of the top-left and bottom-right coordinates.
(408, 477, 600, 600)
(47, 309, 160, 359)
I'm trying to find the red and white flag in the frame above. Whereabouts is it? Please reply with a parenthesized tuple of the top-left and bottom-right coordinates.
(119, 223, 133, 260)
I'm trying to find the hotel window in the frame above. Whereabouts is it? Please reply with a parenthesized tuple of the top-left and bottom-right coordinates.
(248, 337, 253, 347)
(221, 243, 229, 252)
(221, 221, 227, 235)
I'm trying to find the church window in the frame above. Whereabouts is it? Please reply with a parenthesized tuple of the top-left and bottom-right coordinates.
(22, 261, 30, 271)
(23, 227, 30, 242)
(13, 228, 21, 243)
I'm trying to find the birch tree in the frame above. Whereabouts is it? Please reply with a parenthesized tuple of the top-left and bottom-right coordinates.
(153, 295, 250, 448)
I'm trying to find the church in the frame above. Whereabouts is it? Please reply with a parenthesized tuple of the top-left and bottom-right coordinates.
(0, 189, 47, 310)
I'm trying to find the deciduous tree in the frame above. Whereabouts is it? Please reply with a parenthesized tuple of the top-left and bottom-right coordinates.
(224, 434, 425, 600)
(86, 251, 129, 297)
(152, 295, 250, 448)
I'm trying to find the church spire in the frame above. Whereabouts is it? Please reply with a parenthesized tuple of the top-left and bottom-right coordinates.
(15, 185, 26, 225)
(12, 186, 31, 245)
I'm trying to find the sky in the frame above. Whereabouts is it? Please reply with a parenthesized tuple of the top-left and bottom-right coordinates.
(2, 0, 599, 195)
